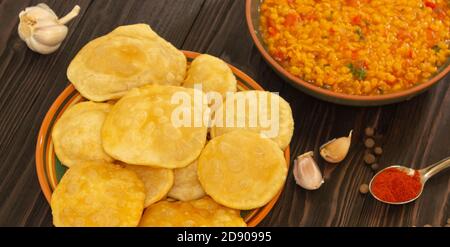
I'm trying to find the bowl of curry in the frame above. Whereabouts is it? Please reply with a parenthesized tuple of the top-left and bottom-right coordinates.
(246, 0, 450, 106)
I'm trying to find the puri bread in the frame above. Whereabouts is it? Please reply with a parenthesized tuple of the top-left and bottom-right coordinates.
(198, 130, 287, 210)
(67, 24, 186, 101)
(183, 54, 237, 98)
(167, 160, 205, 201)
(211, 91, 294, 150)
(101, 85, 209, 168)
(51, 161, 145, 227)
(52, 101, 113, 167)
(139, 197, 246, 227)
(125, 165, 174, 207)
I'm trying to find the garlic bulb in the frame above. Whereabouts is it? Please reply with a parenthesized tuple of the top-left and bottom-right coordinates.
(293, 151, 324, 190)
(18, 4, 80, 54)
(320, 130, 353, 163)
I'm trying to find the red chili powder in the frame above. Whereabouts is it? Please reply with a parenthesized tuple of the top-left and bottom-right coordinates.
(371, 168, 422, 203)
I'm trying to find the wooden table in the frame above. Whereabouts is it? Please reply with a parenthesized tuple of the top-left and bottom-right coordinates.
(0, 0, 449, 227)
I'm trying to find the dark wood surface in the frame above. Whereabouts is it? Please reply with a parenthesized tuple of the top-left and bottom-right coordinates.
(0, 0, 449, 227)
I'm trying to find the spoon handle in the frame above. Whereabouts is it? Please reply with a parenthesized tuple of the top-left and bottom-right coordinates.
(421, 156, 450, 181)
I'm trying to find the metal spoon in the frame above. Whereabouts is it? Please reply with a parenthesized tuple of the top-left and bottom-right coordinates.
(369, 156, 450, 205)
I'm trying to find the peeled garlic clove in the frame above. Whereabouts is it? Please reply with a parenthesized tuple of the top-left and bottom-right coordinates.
(320, 130, 352, 163)
(293, 151, 324, 190)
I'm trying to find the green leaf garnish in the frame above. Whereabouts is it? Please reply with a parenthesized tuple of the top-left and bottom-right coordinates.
(432, 45, 441, 52)
(355, 28, 364, 40)
(347, 63, 367, 80)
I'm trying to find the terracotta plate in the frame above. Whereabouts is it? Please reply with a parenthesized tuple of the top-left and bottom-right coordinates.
(246, 0, 450, 106)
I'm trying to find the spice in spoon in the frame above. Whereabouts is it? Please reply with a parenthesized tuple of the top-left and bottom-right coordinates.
(371, 168, 422, 203)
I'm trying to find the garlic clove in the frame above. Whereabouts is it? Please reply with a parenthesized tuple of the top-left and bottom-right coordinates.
(18, 9, 54, 40)
(20, 4, 58, 23)
(35, 3, 58, 17)
(28, 37, 61, 54)
(34, 25, 68, 46)
(18, 21, 32, 40)
(18, 3, 58, 40)
(18, 4, 80, 55)
(320, 130, 353, 163)
(33, 19, 60, 29)
(293, 151, 324, 190)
